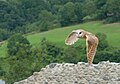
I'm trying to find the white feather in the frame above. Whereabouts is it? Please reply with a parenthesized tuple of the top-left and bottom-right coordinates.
(65, 31, 79, 45)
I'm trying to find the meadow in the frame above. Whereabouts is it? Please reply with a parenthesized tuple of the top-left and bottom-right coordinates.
(0, 21, 120, 57)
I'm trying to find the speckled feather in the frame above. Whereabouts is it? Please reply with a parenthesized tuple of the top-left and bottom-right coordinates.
(65, 32, 79, 45)
(86, 35, 98, 65)
(65, 29, 99, 65)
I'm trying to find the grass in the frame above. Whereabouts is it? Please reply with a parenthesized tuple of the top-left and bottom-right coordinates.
(0, 21, 120, 57)
(0, 43, 7, 58)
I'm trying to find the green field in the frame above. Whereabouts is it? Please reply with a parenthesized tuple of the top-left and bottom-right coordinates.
(0, 21, 120, 57)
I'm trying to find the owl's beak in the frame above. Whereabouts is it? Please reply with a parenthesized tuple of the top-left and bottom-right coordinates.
(77, 36, 81, 38)
(77, 34, 82, 38)
(77, 34, 81, 38)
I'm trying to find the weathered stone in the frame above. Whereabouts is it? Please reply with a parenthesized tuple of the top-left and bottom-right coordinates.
(14, 61, 120, 84)
(48, 63, 57, 68)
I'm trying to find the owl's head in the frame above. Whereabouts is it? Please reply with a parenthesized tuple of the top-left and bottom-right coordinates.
(72, 29, 85, 38)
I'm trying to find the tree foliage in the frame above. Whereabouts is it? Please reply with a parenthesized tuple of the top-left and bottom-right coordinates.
(0, 0, 119, 41)
(7, 34, 31, 56)
(103, 0, 120, 23)
(96, 32, 109, 51)
(58, 2, 76, 26)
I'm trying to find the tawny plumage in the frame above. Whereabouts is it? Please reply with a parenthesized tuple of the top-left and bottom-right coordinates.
(65, 29, 99, 65)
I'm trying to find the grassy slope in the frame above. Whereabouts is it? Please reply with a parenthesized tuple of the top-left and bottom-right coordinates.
(0, 21, 120, 57)
(27, 21, 120, 47)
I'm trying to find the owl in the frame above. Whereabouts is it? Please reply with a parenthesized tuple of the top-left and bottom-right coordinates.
(65, 29, 99, 65)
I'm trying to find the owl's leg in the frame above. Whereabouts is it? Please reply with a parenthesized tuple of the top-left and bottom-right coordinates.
(86, 42, 92, 65)
(87, 44, 97, 65)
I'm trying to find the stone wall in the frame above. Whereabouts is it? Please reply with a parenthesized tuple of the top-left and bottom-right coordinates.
(14, 61, 120, 84)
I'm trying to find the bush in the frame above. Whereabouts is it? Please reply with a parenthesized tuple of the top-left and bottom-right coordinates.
(63, 46, 80, 63)
(63, 45, 87, 63)
(5, 34, 32, 83)
(104, 17, 120, 23)
(94, 51, 113, 63)
(0, 67, 5, 76)
(94, 48, 120, 63)
(83, 15, 96, 22)
(96, 32, 109, 51)
(7, 33, 31, 56)
(0, 29, 11, 41)
(40, 38, 64, 63)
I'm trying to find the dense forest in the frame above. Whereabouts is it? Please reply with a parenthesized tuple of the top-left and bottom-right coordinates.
(0, 0, 120, 41)
(0, 0, 120, 83)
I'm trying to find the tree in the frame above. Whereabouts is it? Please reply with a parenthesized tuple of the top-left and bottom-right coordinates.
(0, 66, 5, 76)
(94, 48, 120, 63)
(94, 0, 107, 9)
(0, 29, 11, 41)
(63, 46, 84, 63)
(82, 0, 97, 16)
(7, 33, 31, 56)
(40, 38, 64, 64)
(93, 0, 107, 20)
(38, 10, 58, 31)
(74, 2, 83, 22)
(0, 1, 24, 31)
(94, 51, 113, 63)
(5, 56, 33, 84)
(5, 33, 32, 84)
(96, 32, 109, 51)
(103, 0, 120, 23)
(58, 2, 77, 26)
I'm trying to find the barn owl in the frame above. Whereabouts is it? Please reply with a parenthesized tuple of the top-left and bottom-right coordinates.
(65, 29, 99, 65)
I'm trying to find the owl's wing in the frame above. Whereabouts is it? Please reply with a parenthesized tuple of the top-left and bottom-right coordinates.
(86, 35, 98, 65)
(65, 31, 79, 45)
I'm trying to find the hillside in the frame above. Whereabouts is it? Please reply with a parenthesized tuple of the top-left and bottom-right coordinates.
(14, 61, 120, 84)
(27, 21, 120, 47)
(0, 21, 120, 57)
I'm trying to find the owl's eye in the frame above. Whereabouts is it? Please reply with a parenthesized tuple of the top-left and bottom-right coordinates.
(79, 32, 82, 34)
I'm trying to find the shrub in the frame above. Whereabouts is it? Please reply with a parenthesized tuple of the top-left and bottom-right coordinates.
(96, 32, 109, 51)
